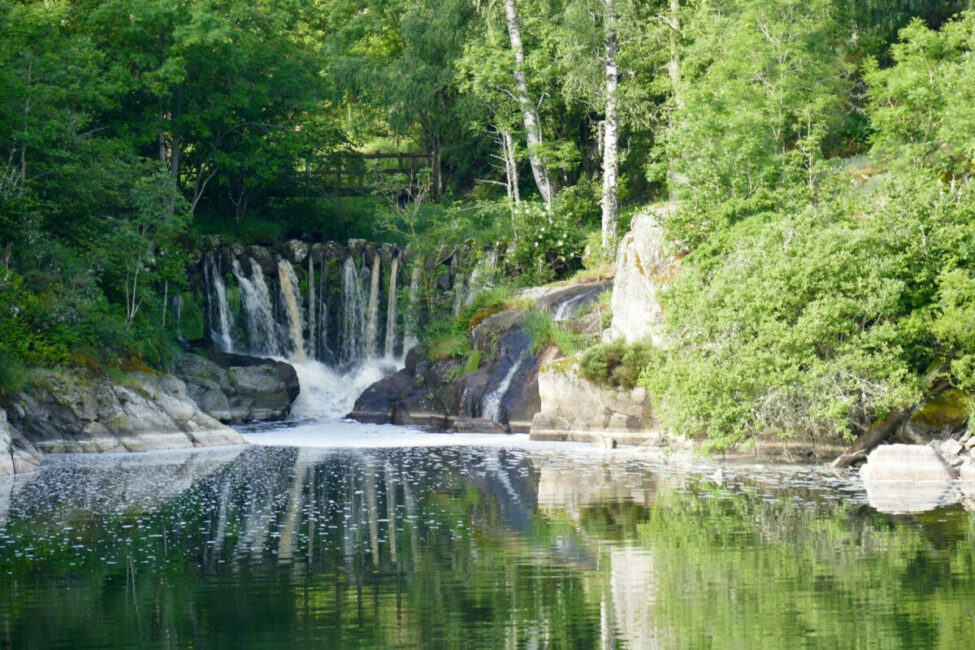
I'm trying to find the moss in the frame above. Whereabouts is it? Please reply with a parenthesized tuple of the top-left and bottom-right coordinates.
(911, 389, 970, 428)
(468, 304, 504, 335)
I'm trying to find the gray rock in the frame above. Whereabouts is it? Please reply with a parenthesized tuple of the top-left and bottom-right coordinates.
(535, 281, 611, 322)
(8, 371, 244, 456)
(860, 444, 957, 483)
(175, 351, 299, 423)
(528, 357, 659, 446)
(607, 204, 679, 346)
(939, 438, 964, 459)
(282, 239, 310, 264)
(453, 417, 509, 434)
(0, 409, 42, 476)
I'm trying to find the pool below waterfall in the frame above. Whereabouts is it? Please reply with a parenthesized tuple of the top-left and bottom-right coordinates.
(2, 421, 974, 648)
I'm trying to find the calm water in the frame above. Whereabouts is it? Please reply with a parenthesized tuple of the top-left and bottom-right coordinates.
(2, 424, 975, 648)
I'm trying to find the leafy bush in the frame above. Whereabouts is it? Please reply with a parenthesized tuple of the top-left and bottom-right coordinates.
(579, 338, 655, 389)
(510, 201, 587, 285)
(641, 174, 975, 451)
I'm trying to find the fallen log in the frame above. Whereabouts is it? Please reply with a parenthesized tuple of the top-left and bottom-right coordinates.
(829, 408, 912, 469)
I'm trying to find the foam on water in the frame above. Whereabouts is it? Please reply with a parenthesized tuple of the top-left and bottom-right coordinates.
(242, 419, 591, 450)
(288, 358, 401, 420)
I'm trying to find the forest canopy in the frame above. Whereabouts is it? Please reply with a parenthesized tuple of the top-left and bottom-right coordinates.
(2, 0, 974, 449)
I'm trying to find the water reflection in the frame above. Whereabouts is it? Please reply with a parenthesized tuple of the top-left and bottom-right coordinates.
(1, 445, 974, 648)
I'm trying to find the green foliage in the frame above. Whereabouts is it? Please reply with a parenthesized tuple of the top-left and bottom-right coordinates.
(865, 11, 975, 181)
(510, 201, 587, 285)
(642, 174, 975, 450)
(579, 338, 654, 389)
(520, 311, 587, 356)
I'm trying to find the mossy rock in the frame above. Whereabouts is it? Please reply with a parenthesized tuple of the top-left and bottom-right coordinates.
(911, 389, 970, 429)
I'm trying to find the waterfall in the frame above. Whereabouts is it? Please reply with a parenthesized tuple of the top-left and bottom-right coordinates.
(204, 254, 233, 353)
(318, 271, 330, 363)
(232, 258, 280, 356)
(277, 260, 307, 363)
(481, 355, 527, 423)
(384, 253, 400, 358)
(451, 258, 466, 316)
(308, 255, 317, 360)
(465, 251, 496, 307)
(341, 256, 365, 365)
(403, 264, 422, 353)
(365, 254, 382, 357)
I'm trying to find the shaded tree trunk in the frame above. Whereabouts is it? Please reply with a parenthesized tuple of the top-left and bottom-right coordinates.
(503, 0, 553, 209)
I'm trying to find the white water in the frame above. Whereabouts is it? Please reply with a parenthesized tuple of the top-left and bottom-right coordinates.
(289, 358, 402, 420)
(403, 264, 422, 353)
(384, 253, 399, 358)
(242, 420, 587, 450)
(464, 251, 496, 307)
(553, 291, 592, 322)
(232, 258, 280, 356)
(277, 260, 307, 363)
(365, 255, 382, 357)
(205, 255, 234, 353)
(481, 354, 527, 423)
(307, 255, 317, 360)
(341, 257, 365, 365)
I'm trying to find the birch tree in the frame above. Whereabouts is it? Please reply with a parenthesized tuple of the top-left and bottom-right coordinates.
(503, 0, 554, 209)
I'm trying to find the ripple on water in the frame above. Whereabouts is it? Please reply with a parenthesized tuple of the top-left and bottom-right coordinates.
(0, 423, 970, 648)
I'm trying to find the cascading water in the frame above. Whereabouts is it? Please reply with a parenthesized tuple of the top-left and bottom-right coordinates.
(307, 255, 317, 360)
(384, 254, 399, 358)
(403, 264, 422, 353)
(365, 255, 382, 357)
(204, 255, 234, 353)
(481, 355, 527, 423)
(202, 242, 492, 421)
(232, 258, 280, 356)
(341, 256, 365, 366)
(277, 260, 307, 363)
(465, 251, 496, 307)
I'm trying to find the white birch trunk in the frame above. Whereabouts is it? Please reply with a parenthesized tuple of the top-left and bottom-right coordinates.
(600, 0, 620, 248)
(503, 0, 553, 209)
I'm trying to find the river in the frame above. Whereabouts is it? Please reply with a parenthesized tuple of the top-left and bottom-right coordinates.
(2, 420, 974, 648)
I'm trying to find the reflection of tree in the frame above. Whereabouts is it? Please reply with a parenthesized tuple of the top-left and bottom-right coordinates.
(3, 449, 975, 647)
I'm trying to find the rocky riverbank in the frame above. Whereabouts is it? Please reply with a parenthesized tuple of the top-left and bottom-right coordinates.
(0, 349, 303, 477)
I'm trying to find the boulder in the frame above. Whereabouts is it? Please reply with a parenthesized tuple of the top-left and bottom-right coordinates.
(535, 281, 611, 322)
(899, 389, 969, 443)
(0, 409, 42, 476)
(282, 239, 310, 264)
(246, 245, 278, 276)
(175, 351, 299, 423)
(347, 369, 414, 424)
(607, 205, 679, 345)
(860, 444, 960, 513)
(529, 357, 662, 446)
(860, 444, 957, 483)
(7, 372, 244, 455)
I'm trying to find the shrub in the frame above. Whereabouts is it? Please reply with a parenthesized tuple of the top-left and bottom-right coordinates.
(579, 338, 655, 389)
